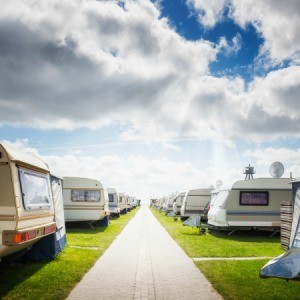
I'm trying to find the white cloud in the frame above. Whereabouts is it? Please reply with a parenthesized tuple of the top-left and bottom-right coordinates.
(0, 0, 217, 130)
(0, 0, 299, 145)
(230, 0, 300, 64)
(217, 33, 242, 56)
(186, 0, 228, 28)
(187, 0, 300, 64)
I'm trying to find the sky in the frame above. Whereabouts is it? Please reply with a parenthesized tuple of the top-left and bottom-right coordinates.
(0, 0, 300, 202)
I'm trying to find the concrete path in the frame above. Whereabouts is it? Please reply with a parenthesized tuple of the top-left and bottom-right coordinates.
(67, 206, 222, 300)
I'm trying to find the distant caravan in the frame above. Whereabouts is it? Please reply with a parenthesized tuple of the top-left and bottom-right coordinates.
(0, 143, 57, 259)
(172, 192, 185, 215)
(63, 177, 110, 226)
(119, 193, 128, 214)
(180, 189, 213, 221)
(208, 178, 292, 233)
(107, 187, 121, 217)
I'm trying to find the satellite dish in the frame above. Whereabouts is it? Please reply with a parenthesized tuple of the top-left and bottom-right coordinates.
(216, 180, 223, 188)
(269, 161, 284, 178)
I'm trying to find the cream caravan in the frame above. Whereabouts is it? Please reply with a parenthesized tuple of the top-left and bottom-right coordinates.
(208, 178, 292, 232)
(63, 177, 110, 225)
(119, 193, 128, 214)
(180, 189, 212, 221)
(0, 143, 56, 259)
(107, 188, 121, 217)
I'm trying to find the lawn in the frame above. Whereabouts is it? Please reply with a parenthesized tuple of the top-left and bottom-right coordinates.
(151, 209, 283, 257)
(197, 260, 300, 300)
(151, 209, 300, 300)
(0, 208, 139, 300)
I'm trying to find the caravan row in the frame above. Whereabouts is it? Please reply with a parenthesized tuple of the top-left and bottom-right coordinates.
(0, 143, 139, 261)
(153, 165, 293, 234)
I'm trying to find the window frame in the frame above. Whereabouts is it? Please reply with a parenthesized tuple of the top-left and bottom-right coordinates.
(71, 189, 101, 202)
(239, 191, 269, 206)
(18, 167, 52, 211)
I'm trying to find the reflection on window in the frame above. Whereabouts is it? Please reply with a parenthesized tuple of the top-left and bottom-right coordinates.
(71, 190, 100, 202)
(108, 194, 114, 203)
(19, 167, 52, 211)
(240, 191, 269, 206)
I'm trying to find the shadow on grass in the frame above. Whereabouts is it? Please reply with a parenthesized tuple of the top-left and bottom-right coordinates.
(66, 221, 109, 234)
(178, 226, 280, 244)
(207, 229, 280, 243)
(0, 260, 47, 298)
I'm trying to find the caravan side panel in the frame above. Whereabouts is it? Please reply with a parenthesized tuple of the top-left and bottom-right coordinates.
(226, 189, 292, 228)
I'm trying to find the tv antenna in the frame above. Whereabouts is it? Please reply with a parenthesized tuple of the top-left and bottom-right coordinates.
(244, 164, 255, 180)
(269, 161, 284, 178)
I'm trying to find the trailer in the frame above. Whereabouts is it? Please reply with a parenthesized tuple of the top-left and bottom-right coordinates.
(63, 177, 110, 226)
(0, 143, 56, 260)
(208, 178, 292, 234)
(180, 188, 212, 221)
(107, 187, 121, 217)
(172, 192, 185, 216)
(119, 192, 128, 214)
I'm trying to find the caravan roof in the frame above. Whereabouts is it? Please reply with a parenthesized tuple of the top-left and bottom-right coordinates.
(107, 187, 118, 194)
(232, 178, 291, 190)
(1, 143, 49, 172)
(63, 177, 104, 189)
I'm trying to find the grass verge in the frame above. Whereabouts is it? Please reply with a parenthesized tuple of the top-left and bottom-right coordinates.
(0, 208, 139, 300)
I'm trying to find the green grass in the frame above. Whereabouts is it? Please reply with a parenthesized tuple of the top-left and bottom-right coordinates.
(151, 209, 299, 300)
(196, 260, 300, 300)
(152, 209, 283, 257)
(0, 208, 139, 300)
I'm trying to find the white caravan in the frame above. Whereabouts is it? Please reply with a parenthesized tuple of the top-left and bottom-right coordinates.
(0, 143, 56, 259)
(172, 192, 186, 215)
(119, 192, 128, 214)
(208, 178, 292, 232)
(180, 189, 212, 221)
(107, 188, 121, 217)
(63, 177, 110, 225)
(126, 196, 132, 212)
(164, 196, 175, 213)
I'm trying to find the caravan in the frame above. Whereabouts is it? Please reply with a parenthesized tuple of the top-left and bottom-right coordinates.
(107, 188, 121, 217)
(0, 143, 56, 259)
(119, 192, 128, 214)
(172, 192, 185, 215)
(208, 178, 292, 232)
(63, 177, 110, 226)
(180, 189, 212, 221)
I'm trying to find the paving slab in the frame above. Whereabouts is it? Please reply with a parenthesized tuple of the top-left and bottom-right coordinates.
(67, 206, 222, 300)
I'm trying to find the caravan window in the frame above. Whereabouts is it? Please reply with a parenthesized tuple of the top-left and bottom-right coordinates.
(108, 194, 114, 202)
(240, 191, 269, 206)
(19, 167, 52, 210)
(71, 190, 100, 202)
